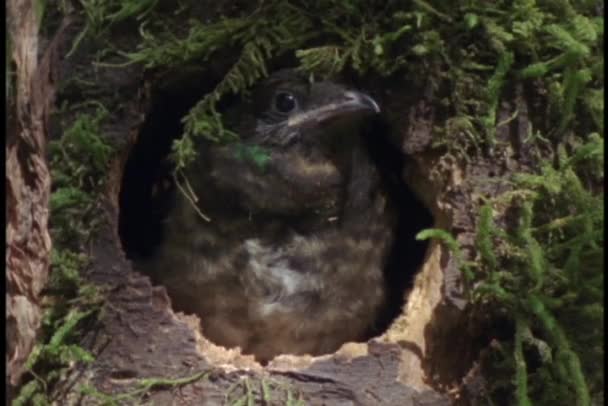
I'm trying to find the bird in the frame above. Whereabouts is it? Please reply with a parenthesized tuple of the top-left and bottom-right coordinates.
(145, 70, 397, 362)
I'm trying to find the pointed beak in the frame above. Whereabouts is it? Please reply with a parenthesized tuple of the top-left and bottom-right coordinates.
(287, 90, 380, 129)
(342, 91, 381, 115)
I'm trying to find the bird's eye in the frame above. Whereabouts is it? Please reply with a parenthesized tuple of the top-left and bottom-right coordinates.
(274, 92, 297, 113)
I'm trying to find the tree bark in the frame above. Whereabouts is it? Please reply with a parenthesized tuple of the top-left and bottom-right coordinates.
(6, 0, 55, 397)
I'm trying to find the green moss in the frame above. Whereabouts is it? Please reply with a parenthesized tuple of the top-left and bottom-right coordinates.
(514, 316, 533, 406)
(481, 51, 513, 149)
(48, 104, 112, 247)
(66, 0, 159, 57)
(470, 134, 603, 404)
(83, 0, 600, 161)
(13, 248, 102, 406)
(233, 144, 272, 170)
(79, 370, 210, 405)
(14, 103, 114, 404)
(476, 204, 499, 270)
(416, 228, 475, 283)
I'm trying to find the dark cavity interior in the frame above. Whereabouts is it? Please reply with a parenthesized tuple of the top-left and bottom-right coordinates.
(119, 74, 433, 353)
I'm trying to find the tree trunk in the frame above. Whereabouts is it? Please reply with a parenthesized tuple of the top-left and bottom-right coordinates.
(6, 0, 55, 398)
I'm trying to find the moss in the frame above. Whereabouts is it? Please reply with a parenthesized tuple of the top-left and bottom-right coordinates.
(108, 0, 601, 166)
(233, 144, 272, 170)
(13, 249, 103, 405)
(14, 103, 114, 404)
(79, 370, 210, 405)
(514, 316, 533, 406)
(76, 353, 299, 404)
(470, 136, 603, 404)
(48, 103, 112, 247)
(416, 228, 475, 283)
(481, 51, 513, 149)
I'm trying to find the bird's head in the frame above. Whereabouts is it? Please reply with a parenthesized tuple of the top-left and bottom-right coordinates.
(239, 70, 380, 148)
(189, 70, 382, 218)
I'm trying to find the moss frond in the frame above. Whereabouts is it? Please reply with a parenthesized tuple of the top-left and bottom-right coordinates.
(416, 228, 474, 282)
(476, 204, 498, 270)
(16, 100, 113, 402)
(473, 137, 603, 403)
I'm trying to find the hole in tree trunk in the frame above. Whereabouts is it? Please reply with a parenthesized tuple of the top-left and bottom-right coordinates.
(119, 73, 433, 362)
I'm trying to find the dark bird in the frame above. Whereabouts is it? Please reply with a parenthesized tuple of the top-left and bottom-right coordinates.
(147, 70, 397, 362)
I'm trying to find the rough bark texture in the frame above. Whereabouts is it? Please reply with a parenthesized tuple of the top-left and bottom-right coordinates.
(5, 0, 57, 395)
(10, 3, 550, 405)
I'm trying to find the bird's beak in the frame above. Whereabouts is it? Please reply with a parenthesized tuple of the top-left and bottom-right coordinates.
(341, 91, 381, 115)
(287, 90, 380, 129)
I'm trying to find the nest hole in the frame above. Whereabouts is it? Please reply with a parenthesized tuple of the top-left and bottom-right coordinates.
(119, 73, 434, 359)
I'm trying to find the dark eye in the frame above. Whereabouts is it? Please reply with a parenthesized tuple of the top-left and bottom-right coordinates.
(274, 92, 297, 113)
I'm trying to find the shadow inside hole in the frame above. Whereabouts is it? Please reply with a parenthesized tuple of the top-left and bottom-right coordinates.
(119, 78, 433, 350)
(362, 117, 434, 336)
(119, 75, 222, 258)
